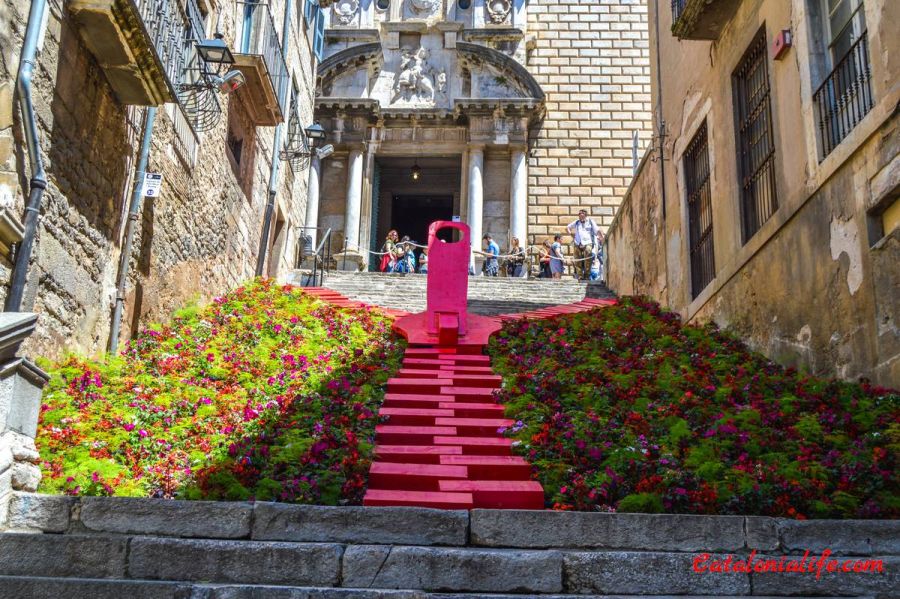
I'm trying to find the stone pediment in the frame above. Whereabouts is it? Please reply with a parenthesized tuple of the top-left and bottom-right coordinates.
(317, 40, 544, 113)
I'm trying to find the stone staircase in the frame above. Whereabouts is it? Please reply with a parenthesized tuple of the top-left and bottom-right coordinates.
(283, 271, 614, 316)
(2, 493, 895, 598)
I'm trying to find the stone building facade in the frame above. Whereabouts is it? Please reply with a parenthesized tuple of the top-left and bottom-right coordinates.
(0, 0, 322, 358)
(606, 0, 899, 386)
(307, 0, 651, 268)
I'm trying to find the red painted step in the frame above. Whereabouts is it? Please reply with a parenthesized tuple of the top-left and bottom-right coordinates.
(382, 393, 447, 408)
(387, 378, 452, 394)
(380, 407, 455, 425)
(439, 455, 532, 480)
(369, 462, 468, 491)
(433, 435, 514, 456)
(375, 445, 463, 464)
(363, 489, 474, 510)
(440, 386, 496, 401)
(438, 480, 544, 509)
(434, 417, 515, 435)
(375, 425, 456, 444)
(438, 402, 505, 418)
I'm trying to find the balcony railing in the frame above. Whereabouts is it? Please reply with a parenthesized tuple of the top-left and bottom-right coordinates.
(813, 31, 874, 159)
(136, 0, 206, 92)
(237, 1, 289, 116)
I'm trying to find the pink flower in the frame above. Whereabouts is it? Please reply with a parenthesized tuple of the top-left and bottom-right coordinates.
(139, 429, 149, 438)
(123, 423, 135, 431)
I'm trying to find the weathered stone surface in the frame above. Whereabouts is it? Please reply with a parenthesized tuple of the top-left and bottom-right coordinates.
(252, 504, 467, 546)
(6, 492, 73, 532)
(0, 576, 189, 599)
(751, 554, 899, 598)
(471, 510, 746, 551)
(200, 585, 426, 599)
(128, 537, 342, 586)
(778, 519, 900, 555)
(9, 460, 40, 491)
(79, 496, 252, 538)
(0, 533, 127, 578)
(563, 551, 751, 595)
(745, 516, 779, 551)
(343, 545, 562, 593)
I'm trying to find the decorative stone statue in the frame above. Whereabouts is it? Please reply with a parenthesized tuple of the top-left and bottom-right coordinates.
(334, 0, 359, 25)
(485, 0, 511, 24)
(393, 47, 436, 104)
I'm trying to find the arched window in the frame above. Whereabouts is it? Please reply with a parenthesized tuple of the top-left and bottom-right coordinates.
(458, 0, 471, 9)
(376, 0, 390, 10)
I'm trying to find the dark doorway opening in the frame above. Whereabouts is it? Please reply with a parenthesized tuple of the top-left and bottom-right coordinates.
(390, 195, 454, 245)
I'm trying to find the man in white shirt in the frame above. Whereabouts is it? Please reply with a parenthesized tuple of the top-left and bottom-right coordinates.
(566, 209, 603, 281)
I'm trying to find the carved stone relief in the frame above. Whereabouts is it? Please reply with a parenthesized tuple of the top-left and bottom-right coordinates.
(392, 46, 439, 105)
(406, 0, 442, 19)
(485, 0, 511, 24)
(334, 0, 360, 25)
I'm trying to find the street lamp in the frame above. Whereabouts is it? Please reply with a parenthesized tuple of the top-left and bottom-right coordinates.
(411, 159, 421, 181)
(196, 33, 235, 76)
(305, 122, 326, 144)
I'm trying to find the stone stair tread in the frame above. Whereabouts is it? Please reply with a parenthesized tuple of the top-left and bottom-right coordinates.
(438, 480, 545, 509)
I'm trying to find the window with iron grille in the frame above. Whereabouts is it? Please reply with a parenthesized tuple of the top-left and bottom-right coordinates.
(812, 0, 874, 157)
(685, 121, 715, 298)
(733, 29, 778, 243)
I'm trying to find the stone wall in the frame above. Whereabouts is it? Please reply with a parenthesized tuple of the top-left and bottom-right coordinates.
(2, 494, 898, 597)
(527, 0, 653, 245)
(605, 0, 899, 386)
(0, 0, 319, 359)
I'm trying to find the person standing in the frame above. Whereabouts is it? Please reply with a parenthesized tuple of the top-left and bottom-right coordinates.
(482, 233, 500, 277)
(566, 209, 603, 281)
(419, 247, 429, 274)
(549, 234, 565, 280)
(506, 237, 526, 278)
(380, 230, 398, 272)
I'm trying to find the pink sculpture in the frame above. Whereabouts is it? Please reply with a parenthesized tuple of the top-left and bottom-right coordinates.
(393, 221, 500, 347)
(425, 221, 469, 345)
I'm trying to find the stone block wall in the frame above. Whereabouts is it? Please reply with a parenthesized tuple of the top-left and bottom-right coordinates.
(2, 496, 898, 597)
(0, 0, 319, 359)
(527, 0, 652, 246)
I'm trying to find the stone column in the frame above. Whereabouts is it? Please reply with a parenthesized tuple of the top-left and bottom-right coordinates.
(344, 147, 364, 252)
(467, 146, 484, 274)
(304, 155, 321, 248)
(510, 146, 528, 247)
(0, 313, 49, 527)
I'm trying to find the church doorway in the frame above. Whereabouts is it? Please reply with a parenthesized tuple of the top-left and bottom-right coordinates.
(372, 156, 462, 268)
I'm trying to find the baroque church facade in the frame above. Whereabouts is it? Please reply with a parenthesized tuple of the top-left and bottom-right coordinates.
(307, 0, 652, 269)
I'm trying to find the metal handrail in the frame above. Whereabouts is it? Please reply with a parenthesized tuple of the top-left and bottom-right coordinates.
(294, 227, 333, 287)
(236, 1, 289, 114)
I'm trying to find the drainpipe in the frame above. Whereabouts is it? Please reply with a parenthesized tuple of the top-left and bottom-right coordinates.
(5, 0, 49, 312)
(653, 1, 670, 306)
(255, 0, 293, 277)
(108, 107, 157, 353)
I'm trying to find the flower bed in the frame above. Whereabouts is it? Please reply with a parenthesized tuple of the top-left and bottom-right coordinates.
(37, 279, 404, 504)
(488, 297, 899, 518)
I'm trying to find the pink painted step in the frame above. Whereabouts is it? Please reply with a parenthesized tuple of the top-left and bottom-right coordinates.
(382, 393, 447, 408)
(438, 480, 544, 509)
(433, 436, 513, 456)
(387, 378, 452, 394)
(380, 407, 455, 425)
(375, 445, 463, 464)
(435, 417, 514, 435)
(440, 387, 496, 401)
(438, 402, 505, 418)
(375, 425, 456, 444)
(368, 462, 468, 491)
(363, 489, 474, 510)
(439, 455, 533, 480)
